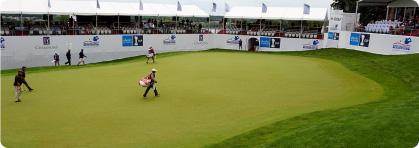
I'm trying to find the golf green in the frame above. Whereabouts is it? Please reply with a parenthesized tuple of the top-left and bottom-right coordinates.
(1, 51, 382, 148)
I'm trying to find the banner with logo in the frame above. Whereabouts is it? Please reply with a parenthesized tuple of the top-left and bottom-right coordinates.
(350, 32, 370, 47)
(0, 37, 5, 49)
(163, 34, 176, 45)
(260, 37, 270, 48)
(328, 32, 340, 40)
(83, 36, 100, 48)
(329, 10, 343, 31)
(303, 40, 320, 50)
(122, 35, 143, 47)
(393, 37, 413, 52)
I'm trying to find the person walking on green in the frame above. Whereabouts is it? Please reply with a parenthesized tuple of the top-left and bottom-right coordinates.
(143, 68, 159, 97)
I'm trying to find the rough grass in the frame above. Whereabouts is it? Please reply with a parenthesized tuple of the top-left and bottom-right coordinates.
(207, 49, 419, 148)
(1, 49, 383, 147)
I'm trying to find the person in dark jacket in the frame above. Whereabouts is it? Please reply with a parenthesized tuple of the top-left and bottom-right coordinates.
(21, 66, 34, 92)
(77, 49, 87, 66)
(65, 49, 71, 65)
(238, 39, 243, 50)
(13, 71, 24, 102)
(143, 68, 159, 97)
(53, 52, 60, 66)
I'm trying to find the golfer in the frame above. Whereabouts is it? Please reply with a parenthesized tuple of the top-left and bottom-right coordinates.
(53, 52, 60, 66)
(146, 46, 156, 64)
(13, 70, 24, 102)
(65, 49, 71, 65)
(77, 49, 87, 65)
(143, 68, 159, 97)
(21, 66, 34, 92)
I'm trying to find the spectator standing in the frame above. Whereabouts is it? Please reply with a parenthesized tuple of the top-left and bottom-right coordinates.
(65, 49, 71, 65)
(77, 49, 87, 65)
(239, 39, 243, 50)
(53, 52, 60, 66)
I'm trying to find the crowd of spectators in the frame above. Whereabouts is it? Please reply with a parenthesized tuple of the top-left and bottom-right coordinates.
(360, 17, 419, 35)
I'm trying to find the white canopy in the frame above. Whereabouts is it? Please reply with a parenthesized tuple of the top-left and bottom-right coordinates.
(388, 0, 419, 7)
(0, 0, 209, 17)
(225, 6, 328, 21)
(140, 3, 209, 17)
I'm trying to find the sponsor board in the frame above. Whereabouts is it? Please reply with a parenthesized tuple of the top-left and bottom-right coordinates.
(0, 37, 5, 49)
(270, 38, 281, 48)
(35, 37, 58, 50)
(303, 40, 320, 50)
(83, 36, 100, 47)
(350, 33, 370, 47)
(194, 34, 209, 46)
(122, 35, 133, 47)
(226, 36, 241, 44)
(122, 35, 143, 47)
(163, 35, 176, 44)
(260, 37, 270, 48)
(328, 32, 340, 40)
(392, 37, 412, 51)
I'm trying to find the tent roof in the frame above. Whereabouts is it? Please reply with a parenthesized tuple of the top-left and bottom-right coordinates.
(225, 6, 327, 21)
(388, 0, 419, 7)
(0, 0, 209, 17)
(359, 0, 419, 7)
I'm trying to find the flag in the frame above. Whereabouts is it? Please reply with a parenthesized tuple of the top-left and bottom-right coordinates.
(262, 3, 267, 13)
(225, 3, 230, 13)
(303, 3, 310, 15)
(212, 2, 217, 12)
(139, 0, 143, 11)
(48, 0, 51, 8)
(177, 1, 182, 11)
(96, 0, 100, 9)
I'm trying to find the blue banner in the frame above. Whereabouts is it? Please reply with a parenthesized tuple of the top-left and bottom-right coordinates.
(350, 33, 360, 46)
(260, 37, 270, 48)
(122, 36, 133, 47)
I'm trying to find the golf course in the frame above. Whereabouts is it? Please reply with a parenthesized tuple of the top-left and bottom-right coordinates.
(1, 49, 418, 147)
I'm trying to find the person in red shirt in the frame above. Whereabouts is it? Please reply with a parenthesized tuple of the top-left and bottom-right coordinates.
(146, 46, 156, 64)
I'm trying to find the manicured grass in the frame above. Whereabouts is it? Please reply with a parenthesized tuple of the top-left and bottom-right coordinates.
(1, 50, 381, 147)
(207, 49, 419, 148)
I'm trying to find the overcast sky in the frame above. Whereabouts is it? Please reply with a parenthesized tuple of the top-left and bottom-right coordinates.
(100, 0, 333, 15)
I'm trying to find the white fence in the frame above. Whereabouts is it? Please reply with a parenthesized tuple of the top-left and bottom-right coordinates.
(324, 31, 419, 55)
(0, 34, 322, 69)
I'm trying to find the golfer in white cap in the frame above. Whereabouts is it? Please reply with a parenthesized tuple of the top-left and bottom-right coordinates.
(143, 68, 159, 97)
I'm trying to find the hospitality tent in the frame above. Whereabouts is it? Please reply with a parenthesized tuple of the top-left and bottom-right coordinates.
(0, 0, 209, 17)
(224, 6, 327, 21)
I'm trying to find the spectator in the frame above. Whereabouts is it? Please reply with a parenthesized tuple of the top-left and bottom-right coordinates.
(77, 49, 87, 65)
(65, 49, 71, 65)
(53, 52, 60, 66)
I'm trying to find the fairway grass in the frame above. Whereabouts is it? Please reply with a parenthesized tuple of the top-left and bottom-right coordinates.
(1, 51, 382, 147)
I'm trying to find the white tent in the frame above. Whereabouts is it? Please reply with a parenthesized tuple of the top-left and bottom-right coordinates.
(0, 0, 209, 17)
(225, 6, 328, 21)
(140, 3, 209, 17)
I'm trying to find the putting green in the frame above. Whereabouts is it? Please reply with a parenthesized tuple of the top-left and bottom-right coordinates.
(1, 51, 382, 148)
